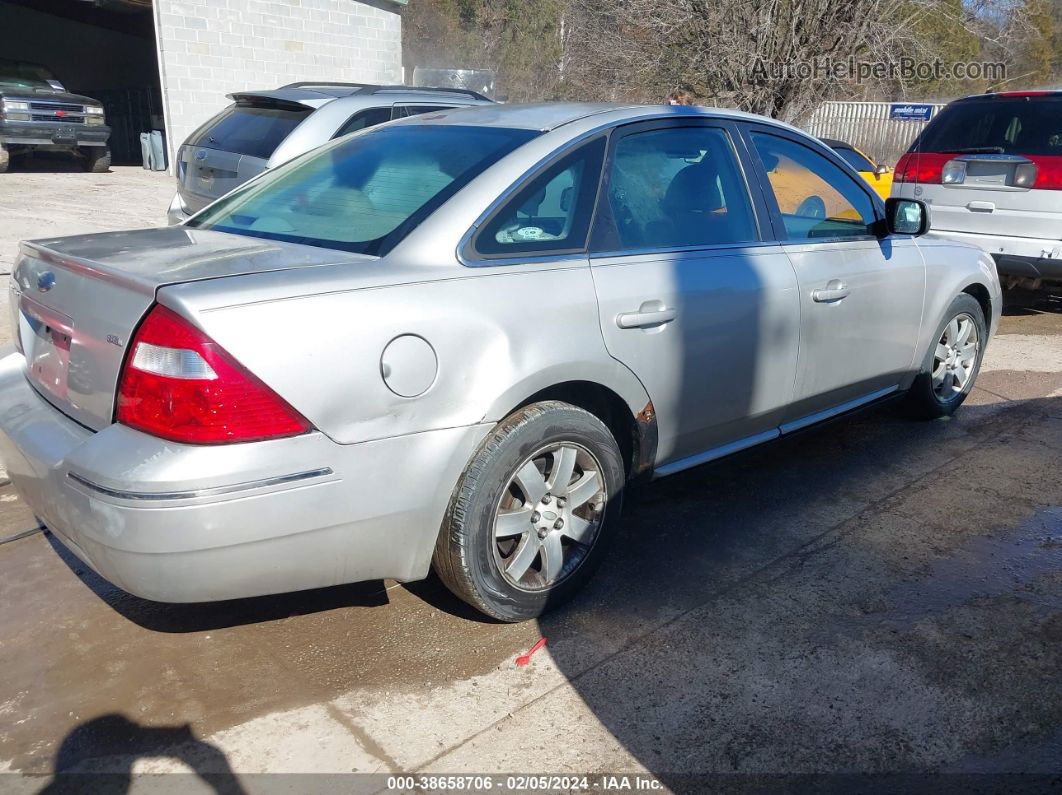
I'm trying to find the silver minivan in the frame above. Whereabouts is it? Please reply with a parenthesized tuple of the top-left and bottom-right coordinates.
(891, 90, 1062, 287)
(167, 82, 493, 223)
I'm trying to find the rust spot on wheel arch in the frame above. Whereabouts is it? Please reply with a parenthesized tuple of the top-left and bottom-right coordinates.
(633, 400, 658, 479)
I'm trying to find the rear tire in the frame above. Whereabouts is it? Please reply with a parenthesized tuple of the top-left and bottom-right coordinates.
(434, 401, 625, 622)
(82, 146, 111, 173)
(901, 293, 986, 419)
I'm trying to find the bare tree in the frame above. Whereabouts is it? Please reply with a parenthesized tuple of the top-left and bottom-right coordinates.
(562, 0, 937, 122)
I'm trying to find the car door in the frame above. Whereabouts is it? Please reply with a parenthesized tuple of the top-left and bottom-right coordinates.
(589, 119, 801, 471)
(741, 126, 926, 428)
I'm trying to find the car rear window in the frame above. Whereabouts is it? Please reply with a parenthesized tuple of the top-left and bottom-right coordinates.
(914, 97, 1062, 157)
(186, 102, 312, 160)
(187, 124, 539, 256)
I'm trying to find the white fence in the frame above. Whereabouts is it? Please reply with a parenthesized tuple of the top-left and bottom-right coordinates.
(805, 101, 946, 165)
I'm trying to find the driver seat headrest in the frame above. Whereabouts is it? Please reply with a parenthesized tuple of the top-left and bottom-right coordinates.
(663, 160, 723, 214)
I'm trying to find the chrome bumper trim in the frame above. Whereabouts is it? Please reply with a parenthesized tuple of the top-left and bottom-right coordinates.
(67, 467, 334, 502)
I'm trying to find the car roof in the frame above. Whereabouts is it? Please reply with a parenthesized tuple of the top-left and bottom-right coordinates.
(390, 102, 800, 133)
(281, 82, 491, 101)
(228, 84, 493, 109)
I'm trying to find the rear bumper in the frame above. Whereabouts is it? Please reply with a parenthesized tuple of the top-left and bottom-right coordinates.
(929, 228, 1062, 280)
(0, 353, 488, 602)
(0, 121, 110, 148)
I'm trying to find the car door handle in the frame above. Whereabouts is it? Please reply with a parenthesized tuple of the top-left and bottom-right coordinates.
(616, 307, 678, 329)
(811, 281, 850, 303)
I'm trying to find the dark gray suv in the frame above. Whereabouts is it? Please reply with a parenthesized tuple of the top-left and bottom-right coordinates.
(0, 59, 111, 173)
(167, 82, 493, 223)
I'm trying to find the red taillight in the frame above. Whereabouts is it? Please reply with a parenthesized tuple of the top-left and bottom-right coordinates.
(1028, 155, 1062, 190)
(994, 91, 1059, 98)
(894, 152, 952, 184)
(117, 305, 311, 444)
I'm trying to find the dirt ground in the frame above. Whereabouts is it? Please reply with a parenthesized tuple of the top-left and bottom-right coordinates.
(0, 163, 1060, 792)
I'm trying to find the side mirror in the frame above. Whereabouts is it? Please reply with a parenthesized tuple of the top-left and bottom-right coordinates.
(875, 163, 889, 176)
(884, 197, 930, 236)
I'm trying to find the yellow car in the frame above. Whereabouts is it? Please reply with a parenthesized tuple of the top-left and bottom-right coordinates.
(823, 138, 894, 200)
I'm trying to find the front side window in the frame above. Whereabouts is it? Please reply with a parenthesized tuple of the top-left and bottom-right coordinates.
(475, 137, 606, 257)
(602, 126, 757, 250)
(334, 106, 392, 138)
(188, 125, 538, 256)
(751, 132, 876, 240)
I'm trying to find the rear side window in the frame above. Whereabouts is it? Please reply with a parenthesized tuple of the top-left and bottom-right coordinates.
(916, 97, 1062, 156)
(475, 137, 606, 258)
(394, 105, 455, 118)
(751, 132, 876, 240)
(334, 107, 392, 138)
(187, 103, 310, 160)
(600, 125, 757, 250)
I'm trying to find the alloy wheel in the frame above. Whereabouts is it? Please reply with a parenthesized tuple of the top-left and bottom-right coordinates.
(932, 312, 980, 400)
(492, 442, 608, 592)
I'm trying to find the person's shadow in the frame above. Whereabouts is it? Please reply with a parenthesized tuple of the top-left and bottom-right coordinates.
(40, 714, 246, 795)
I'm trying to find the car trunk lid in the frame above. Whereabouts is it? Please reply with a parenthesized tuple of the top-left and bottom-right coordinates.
(10, 226, 372, 431)
(927, 153, 1060, 239)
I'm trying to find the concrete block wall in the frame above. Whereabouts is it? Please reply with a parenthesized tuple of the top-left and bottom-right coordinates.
(152, 0, 402, 165)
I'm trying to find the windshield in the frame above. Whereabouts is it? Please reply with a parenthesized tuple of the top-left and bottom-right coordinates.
(915, 97, 1062, 157)
(832, 146, 876, 172)
(188, 125, 539, 256)
(0, 59, 60, 91)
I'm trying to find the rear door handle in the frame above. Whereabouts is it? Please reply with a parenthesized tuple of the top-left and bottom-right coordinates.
(616, 307, 678, 329)
(811, 281, 850, 303)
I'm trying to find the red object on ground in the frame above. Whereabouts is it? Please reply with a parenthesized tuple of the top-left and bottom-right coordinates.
(516, 638, 547, 666)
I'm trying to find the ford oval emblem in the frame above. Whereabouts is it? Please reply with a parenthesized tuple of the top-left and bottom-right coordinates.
(195, 150, 207, 161)
(36, 271, 56, 292)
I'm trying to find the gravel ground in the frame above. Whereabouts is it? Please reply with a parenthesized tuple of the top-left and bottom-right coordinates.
(0, 159, 173, 347)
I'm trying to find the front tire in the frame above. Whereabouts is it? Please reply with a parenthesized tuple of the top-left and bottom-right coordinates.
(902, 293, 986, 419)
(82, 146, 111, 173)
(434, 401, 626, 622)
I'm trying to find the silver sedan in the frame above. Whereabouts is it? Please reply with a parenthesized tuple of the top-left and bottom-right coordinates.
(0, 103, 1001, 621)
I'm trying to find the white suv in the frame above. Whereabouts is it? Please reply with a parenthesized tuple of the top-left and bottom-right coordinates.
(891, 90, 1062, 288)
